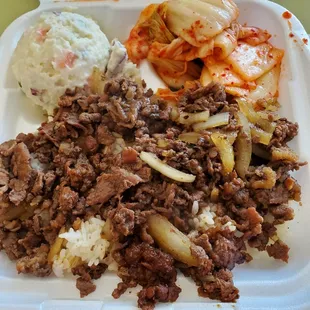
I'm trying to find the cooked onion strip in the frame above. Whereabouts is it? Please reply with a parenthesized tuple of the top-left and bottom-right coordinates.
(147, 214, 199, 266)
(250, 167, 276, 189)
(237, 98, 276, 133)
(235, 112, 252, 179)
(48, 226, 66, 264)
(140, 151, 196, 182)
(251, 126, 273, 145)
(271, 147, 299, 162)
(178, 110, 210, 125)
(178, 132, 202, 144)
(211, 132, 235, 174)
(157, 139, 170, 148)
(193, 112, 230, 132)
(102, 218, 113, 241)
(252, 144, 271, 160)
(225, 131, 238, 144)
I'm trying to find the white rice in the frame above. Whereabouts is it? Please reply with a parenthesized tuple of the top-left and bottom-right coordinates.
(222, 221, 237, 232)
(102, 253, 119, 272)
(190, 202, 238, 233)
(52, 217, 110, 277)
(192, 206, 216, 231)
(191, 200, 199, 216)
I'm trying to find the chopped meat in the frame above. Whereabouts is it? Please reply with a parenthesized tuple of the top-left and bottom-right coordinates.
(72, 263, 108, 280)
(16, 245, 52, 277)
(59, 186, 79, 211)
(103, 79, 144, 128)
(179, 82, 227, 114)
(18, 232, 42, 254)
(72, 263, 107, 297)
(211, 235, 246, 270)
(0, 78, 304, 309)
(270, 205, 294, 222)
(1, 231, 25, 260)
(79, 112, 102, 124)
(86, 168, 143, 206)
(0, 168, 9, 195)
(31, 172, 44, 195)
(248, 222, 277, 251)
(11, 142, 33, 182)
(44, 171, 56, 192)
(122, 147, 138, 164)
(77, 135, 98, 154)
(198, 269, 239, 302)
(67, 153, 96, 192)
(96, 124, 116, 145)
(111, 205, 135, 236)
(0, 140, 17, 157)
(76, 277, 96, 298)
(255, 184, 290, 205)
(138, 284, 181, 310)
(269, 118, 298, 148)
(8, 179, 27, 205)
(266, 240, 289, 263)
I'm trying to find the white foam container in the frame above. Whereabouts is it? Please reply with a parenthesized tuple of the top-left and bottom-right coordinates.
(0, 0, 310, 309)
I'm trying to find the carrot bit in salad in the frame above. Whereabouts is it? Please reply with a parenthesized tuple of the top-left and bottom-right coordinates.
(58, 52, 78, 69)
(36, 28, 49, 42)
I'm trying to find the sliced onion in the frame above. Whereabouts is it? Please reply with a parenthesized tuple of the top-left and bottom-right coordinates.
(235, 112, 252, 179)
(147, 214, 199, 266)
(48, 226, 66, 264)
(170, 106, 180, 121)
(140, 151, 196, 183)
(102, 218, 113, 241)
(257, 111, 280, 121)
(193, 112, 230, 132)
(251, 126, 273, 145)
(226, 131, 238, 144)
(157, 139, 170, 148)
(211, 132, 235, 174)
(178, 132, 202, 144)
(250, 167, 276, 189)
(178, 110, 210, 125)
(237, 98, 276, 133)
(252, 144, 271, 160)
(271, 147, 299, 162)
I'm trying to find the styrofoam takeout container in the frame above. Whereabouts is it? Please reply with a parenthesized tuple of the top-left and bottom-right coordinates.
(0, 0, 310, 309)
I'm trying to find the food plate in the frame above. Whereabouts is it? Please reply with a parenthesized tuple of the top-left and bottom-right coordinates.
(0, 0, 310, 309)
